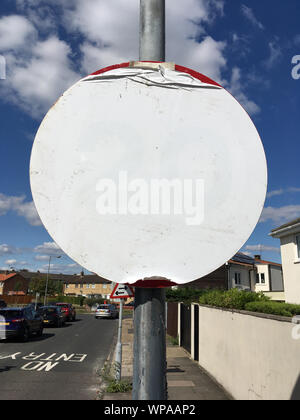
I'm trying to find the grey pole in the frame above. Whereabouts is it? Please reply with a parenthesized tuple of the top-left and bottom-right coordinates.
(115, 299, 123, 381)
(132, 0, 167, 401)
(139, 0, 165, 62)
(133, 288, 167, 400)
(44, 256, 52, 306)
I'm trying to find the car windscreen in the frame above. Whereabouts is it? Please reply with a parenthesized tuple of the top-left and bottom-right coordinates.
(0, 310, 23, 319)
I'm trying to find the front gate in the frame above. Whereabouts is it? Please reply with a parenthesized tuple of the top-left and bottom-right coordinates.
(180, 304, 191, 354)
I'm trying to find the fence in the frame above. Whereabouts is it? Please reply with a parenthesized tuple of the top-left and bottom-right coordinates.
(0, 295, 33, 305)
(174, 302, 300, 400)
(167, 302, 178, 338)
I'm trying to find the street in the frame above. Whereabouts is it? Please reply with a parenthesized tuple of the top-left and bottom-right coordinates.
(0, 314, 117, 400)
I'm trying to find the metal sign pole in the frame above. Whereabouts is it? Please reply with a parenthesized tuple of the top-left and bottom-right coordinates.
(140, 0, 165, 62)
(115, 299, 123, 382)
(132, 0, 167, 401)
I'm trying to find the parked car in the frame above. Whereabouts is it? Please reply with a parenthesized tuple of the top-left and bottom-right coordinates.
(55, 303, 76, 321)
(91, 303, 101, 312)
(0, 300, 7, 309)
(0, 307, 43, 342)
(38, 306, 66, 328)
(95, 304, 118, 319)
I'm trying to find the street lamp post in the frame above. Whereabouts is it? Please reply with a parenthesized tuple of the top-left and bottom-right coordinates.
(44, 255, 61, 306)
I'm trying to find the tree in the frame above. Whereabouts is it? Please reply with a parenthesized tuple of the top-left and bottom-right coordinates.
(29, 277, 63, 297)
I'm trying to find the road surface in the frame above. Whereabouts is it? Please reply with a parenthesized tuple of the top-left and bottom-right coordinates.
(0, 314, 117, 400)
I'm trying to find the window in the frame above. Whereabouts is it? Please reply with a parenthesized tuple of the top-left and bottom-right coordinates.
(234, 273, 241, 285)
(92, 284, 96, 289)
(86, 284, 90, 289)
(65, 284, 69, 289)
(103, 284, 107, 289)
(256, 274, 260, 284)
(296, 235, 300, 259)
(75, 284, 78, 289)
(80, 284, 83, 289)
(261, 273, 265, 284)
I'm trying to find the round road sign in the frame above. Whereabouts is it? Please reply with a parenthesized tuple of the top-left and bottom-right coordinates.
(30, 62, 267, 286)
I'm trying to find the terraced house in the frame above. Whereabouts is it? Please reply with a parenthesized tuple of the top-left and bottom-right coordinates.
(63, 275, 114, 299)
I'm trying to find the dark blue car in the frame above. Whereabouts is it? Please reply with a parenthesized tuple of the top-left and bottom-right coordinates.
(0, 307, 44, 342)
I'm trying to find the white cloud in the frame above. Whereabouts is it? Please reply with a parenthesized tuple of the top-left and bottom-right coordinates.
(267, 189, 284, 199)
(37, 262, 81, 274)
(226, 67, 260, 115)
(0, 193, 42, 226)
(5, 259, 17, 265)
(2, 36, 80, 117)
(245, 244, 280, 253)
(241, 5, 264, 30)
(267, 187, 300, 199)
(34, 255, 51, 261)
(34, 241, 64, 256)
(260, 205, 300, 224)
(0, 244, 18, 256)
(0, 15, 36, 50)
(264, 41, 282, 70)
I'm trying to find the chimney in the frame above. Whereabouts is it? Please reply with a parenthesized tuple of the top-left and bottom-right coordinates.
(255, 255, 261, 260)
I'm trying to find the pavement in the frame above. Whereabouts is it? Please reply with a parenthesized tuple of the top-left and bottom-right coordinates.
(103, 318, 230, 401)
(0, 314, 118, 400)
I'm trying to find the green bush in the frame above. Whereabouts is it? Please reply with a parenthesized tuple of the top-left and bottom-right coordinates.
(199, 289, 269, 310)
(245, 301, 300, 318)
(85, 297, 104, 308)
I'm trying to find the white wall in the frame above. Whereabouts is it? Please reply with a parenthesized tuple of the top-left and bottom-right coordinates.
(255, 264, 270, 292)
(229, 265, 252, 291)
(280, 233, 300, 304)
(192, 305, 300, 400)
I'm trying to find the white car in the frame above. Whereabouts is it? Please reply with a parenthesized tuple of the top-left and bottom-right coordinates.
(95, 304, 119, 319)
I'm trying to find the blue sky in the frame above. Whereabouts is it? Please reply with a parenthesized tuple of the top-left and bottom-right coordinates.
(0, 0, 299, 273)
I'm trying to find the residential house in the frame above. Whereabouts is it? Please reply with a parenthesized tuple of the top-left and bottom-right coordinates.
(254, 255, 285, 301)
(63, 274, 114, 299)
(0, 273, 29, 296)
(180, 253, 257, 291)
(270, 218, 300, 304)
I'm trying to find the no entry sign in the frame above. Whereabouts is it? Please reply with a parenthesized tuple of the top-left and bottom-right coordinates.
(30, 62, 267, 287)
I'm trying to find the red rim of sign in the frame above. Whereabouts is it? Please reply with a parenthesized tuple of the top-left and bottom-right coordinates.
(90, 61, 222, 88)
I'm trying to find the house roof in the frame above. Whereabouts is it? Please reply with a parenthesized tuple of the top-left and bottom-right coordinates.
(64, 275, 111, 285)
(228, 260, 254, 268)
(228, 252, 255, 268)
(271, 217, 300, 233)
(0, 273, 18, 282)
(270, 217, 300, 238)
(255, 258, 282, 267)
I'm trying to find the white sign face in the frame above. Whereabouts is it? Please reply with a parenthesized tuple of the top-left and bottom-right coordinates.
(30, 63, 267, 286)
(110, 284, 135, 299)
